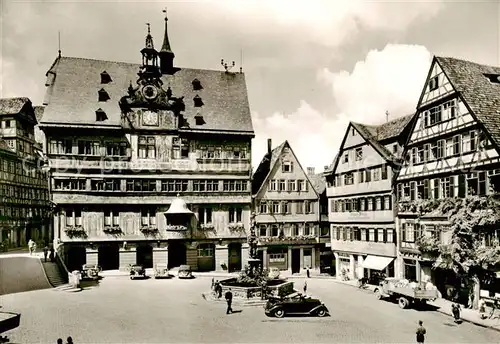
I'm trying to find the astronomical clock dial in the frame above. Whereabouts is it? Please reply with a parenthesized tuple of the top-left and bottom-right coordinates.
(142, 110, 159, 126)
(142, 84, 159, 101)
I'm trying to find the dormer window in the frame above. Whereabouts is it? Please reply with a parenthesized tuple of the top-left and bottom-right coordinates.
(98, 88, 110, 102)
(484, 73, 500, 84)
(195, 113, 206, 125)
(100, 71, 112, 84)
(428, 76, 439, 91)
(193, 95, 204, 107)
(95, 108, 107, 122)
(192, 78, 203, 91)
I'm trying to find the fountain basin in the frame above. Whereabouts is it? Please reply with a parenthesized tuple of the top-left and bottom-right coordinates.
(219, 278, 294, 299)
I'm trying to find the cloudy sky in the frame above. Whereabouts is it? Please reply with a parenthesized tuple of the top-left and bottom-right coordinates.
(1, 0, 499, 171)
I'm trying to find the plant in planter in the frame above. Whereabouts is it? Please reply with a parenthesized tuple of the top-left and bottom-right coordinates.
(165, 225, 188, 231)
(199, 223, 215, 231)
(103, 226, 122, 235)
(140, 226, 159, 236)
(228, 222, 245, 231)
(416, 235, 440, 257)
(64, 226, 88, 239)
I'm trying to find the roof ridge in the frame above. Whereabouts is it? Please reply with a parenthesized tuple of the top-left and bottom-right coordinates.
(0, 96, 30, 102)
(436, 56, 500, 70)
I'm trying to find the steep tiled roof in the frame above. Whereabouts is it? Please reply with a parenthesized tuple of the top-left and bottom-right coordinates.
(34, 106, 45, 122)
(41, 56, 254, 134)
(252, 142, 286, 195)
(309, 173, 326, 194)
(352, 113, 415, 162)
(435, 56, 500, 148)
(0, 97, 30, 115)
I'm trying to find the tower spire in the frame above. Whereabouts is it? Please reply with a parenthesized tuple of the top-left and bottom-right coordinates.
(159, 7, 175, 75)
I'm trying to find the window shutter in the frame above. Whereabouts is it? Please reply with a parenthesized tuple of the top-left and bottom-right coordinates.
(402, 223, 406, 241)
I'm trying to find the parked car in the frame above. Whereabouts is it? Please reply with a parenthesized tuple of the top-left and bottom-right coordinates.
(264, 293, 329, 318)
(81, 264, 101, 280)
(154, 263, 172, 279)
(178, 265, 193, 279)
(129, 264, 147, 280)
(268, 267, 280, 279)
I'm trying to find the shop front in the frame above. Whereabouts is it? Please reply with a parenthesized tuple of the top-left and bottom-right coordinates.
(361, 255, 395, 284)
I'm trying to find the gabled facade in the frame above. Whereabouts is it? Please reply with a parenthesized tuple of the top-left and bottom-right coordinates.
(325, 114, 415, 281)
(40, 13, 254, 272)
(0, 97, 51, 248)
(396, 56, 500, 295)
(252, 139, 323, 275)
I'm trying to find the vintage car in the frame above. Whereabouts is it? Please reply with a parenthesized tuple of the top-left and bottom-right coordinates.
(129, 264, 147, 280)
(264, 293, 329, 318)
(81, 264, 101, 280)
(374, 277, 439, 309)
(177, 265, 193, 279)
(154, 263, 173, 279)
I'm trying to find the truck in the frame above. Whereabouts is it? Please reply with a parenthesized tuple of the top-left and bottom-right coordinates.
(374, 277, 439, 309)
(0, 311, 21, 343)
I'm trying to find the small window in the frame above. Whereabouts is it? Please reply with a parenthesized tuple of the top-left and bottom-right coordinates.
(429, 76, 439, 91)
(100, 71, 112, 84)
(343, 152, 349, 164)
(98, 88, 110, 102)
(193, 95, 204, 107)
(393, 144, 398, 153)
(195, 114, 206, 125)
(351, 128, 356, 136)
(282, 161, 293, 173)
(192, 78, 203, 91)
(95, 109, 107, 122)
(355, 148, 363, 161)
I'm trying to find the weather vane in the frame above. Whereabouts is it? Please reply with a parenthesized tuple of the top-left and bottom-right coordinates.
(146, 23, 151, 34)
(163, 7, 168, 19)
(221, 59, 235, 72)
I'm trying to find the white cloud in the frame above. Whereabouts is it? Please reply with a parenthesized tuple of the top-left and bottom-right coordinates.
(253, 44, 433, 171)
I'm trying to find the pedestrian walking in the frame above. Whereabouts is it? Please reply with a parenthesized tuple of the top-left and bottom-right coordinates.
(415, 320, 426, 343)
(43, 245, 49, 262)
(479, 299, 487, 319)
(225, 288, 233, 314)
(66, 336, 74, 344)
(57, 339, 63, 344)
(306, 267, 310, 278)
(28, 239, 34, 255)
(49, 247, 55, 262)
(211, 277, 215, 290)
(452, 303, 461, 323)
(303, 280, 307, 294)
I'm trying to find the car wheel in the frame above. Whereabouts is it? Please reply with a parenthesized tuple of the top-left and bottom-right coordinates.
(274, 308, 285, 318)
(130, 276, 134, 280)
(398, 297, 409, 309)
(316, 308, 327, 317)
(374, 289, 382, 300)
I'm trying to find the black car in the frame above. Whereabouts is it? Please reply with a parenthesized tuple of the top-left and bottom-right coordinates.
(264, 293, 329, 318)
(129, 264, 146, 279)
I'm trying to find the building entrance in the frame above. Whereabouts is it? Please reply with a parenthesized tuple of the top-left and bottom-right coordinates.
(136, 244, 153, 269)
(291, 248, 300, 274)
(168, 241, 187, 269)
(98, 243, 120, 270)
(228, 243, 242, 272)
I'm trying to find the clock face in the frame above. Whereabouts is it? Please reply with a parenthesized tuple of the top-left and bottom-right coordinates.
(142, 110, 159, 126)
(142, 84, 159, 101)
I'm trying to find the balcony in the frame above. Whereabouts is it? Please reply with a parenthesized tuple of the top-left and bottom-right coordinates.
(330, 239, 396, 257)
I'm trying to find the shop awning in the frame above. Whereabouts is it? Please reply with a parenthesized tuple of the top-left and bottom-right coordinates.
(362, 256, 394, 271)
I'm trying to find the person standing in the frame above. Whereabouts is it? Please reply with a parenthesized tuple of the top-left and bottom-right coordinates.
(303, 280, 307, 294)
(225, 288, 233, 314)
(415, 320, 426, 343)
(452, 303, 461, 323)
(28, 239, 34, 255)
(211, 277, 215, 290)
(43, 245, 49, 262)
(306, 267, 310, 278)
(49, 247, 55, 262)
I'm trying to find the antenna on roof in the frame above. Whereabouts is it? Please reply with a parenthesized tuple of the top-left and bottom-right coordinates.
(58, 31, 62, 58)
(385, 110, 389, 123)
(240, 49, 243, 73)
(221, 58, 235, 73)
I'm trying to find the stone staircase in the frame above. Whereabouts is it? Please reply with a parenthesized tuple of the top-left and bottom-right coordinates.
(40, 259, 79, 292)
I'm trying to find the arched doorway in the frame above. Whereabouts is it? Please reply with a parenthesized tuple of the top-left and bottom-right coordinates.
(168, 241, 186, 269)
(98, 243, 120, 270)
(136, 244, 153, 268)
(66, 246, 87, 272)
(228, 243, 242, 272)
(197, 243, 215, 272)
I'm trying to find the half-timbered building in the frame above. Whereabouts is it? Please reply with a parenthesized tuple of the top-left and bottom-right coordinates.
(39, 13, 254, 272)
(252, 140, 323, 275)
(0, 98, 51, 248)
(325, 115, 415, 281)
(396, 56, 500, 299)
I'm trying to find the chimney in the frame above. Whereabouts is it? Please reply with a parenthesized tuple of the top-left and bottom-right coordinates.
(267, 138, 272, 154)
(307, 167, 315, 175)
(324, 165, 329, 171)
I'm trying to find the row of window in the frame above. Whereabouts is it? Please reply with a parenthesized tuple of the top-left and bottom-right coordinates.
(49, 137, 249, 161)
(331, 226, 396, 244)
(268, 179, 309, 192)
(330, 165, 389, 187)
(419, 98, 460, 128)
(330, 195, 392, 212)
(258, 200, 316, 215)
(397, 170, 498, 201)
(406, 130, 486, 165)
(0, 184, 49, 200)
(64, 207, 244, 227)
(0, 206, 47, 220)
(0, 158, 46, 181)
(53, 179, 249, 193)
(258, 223, 317, 237)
